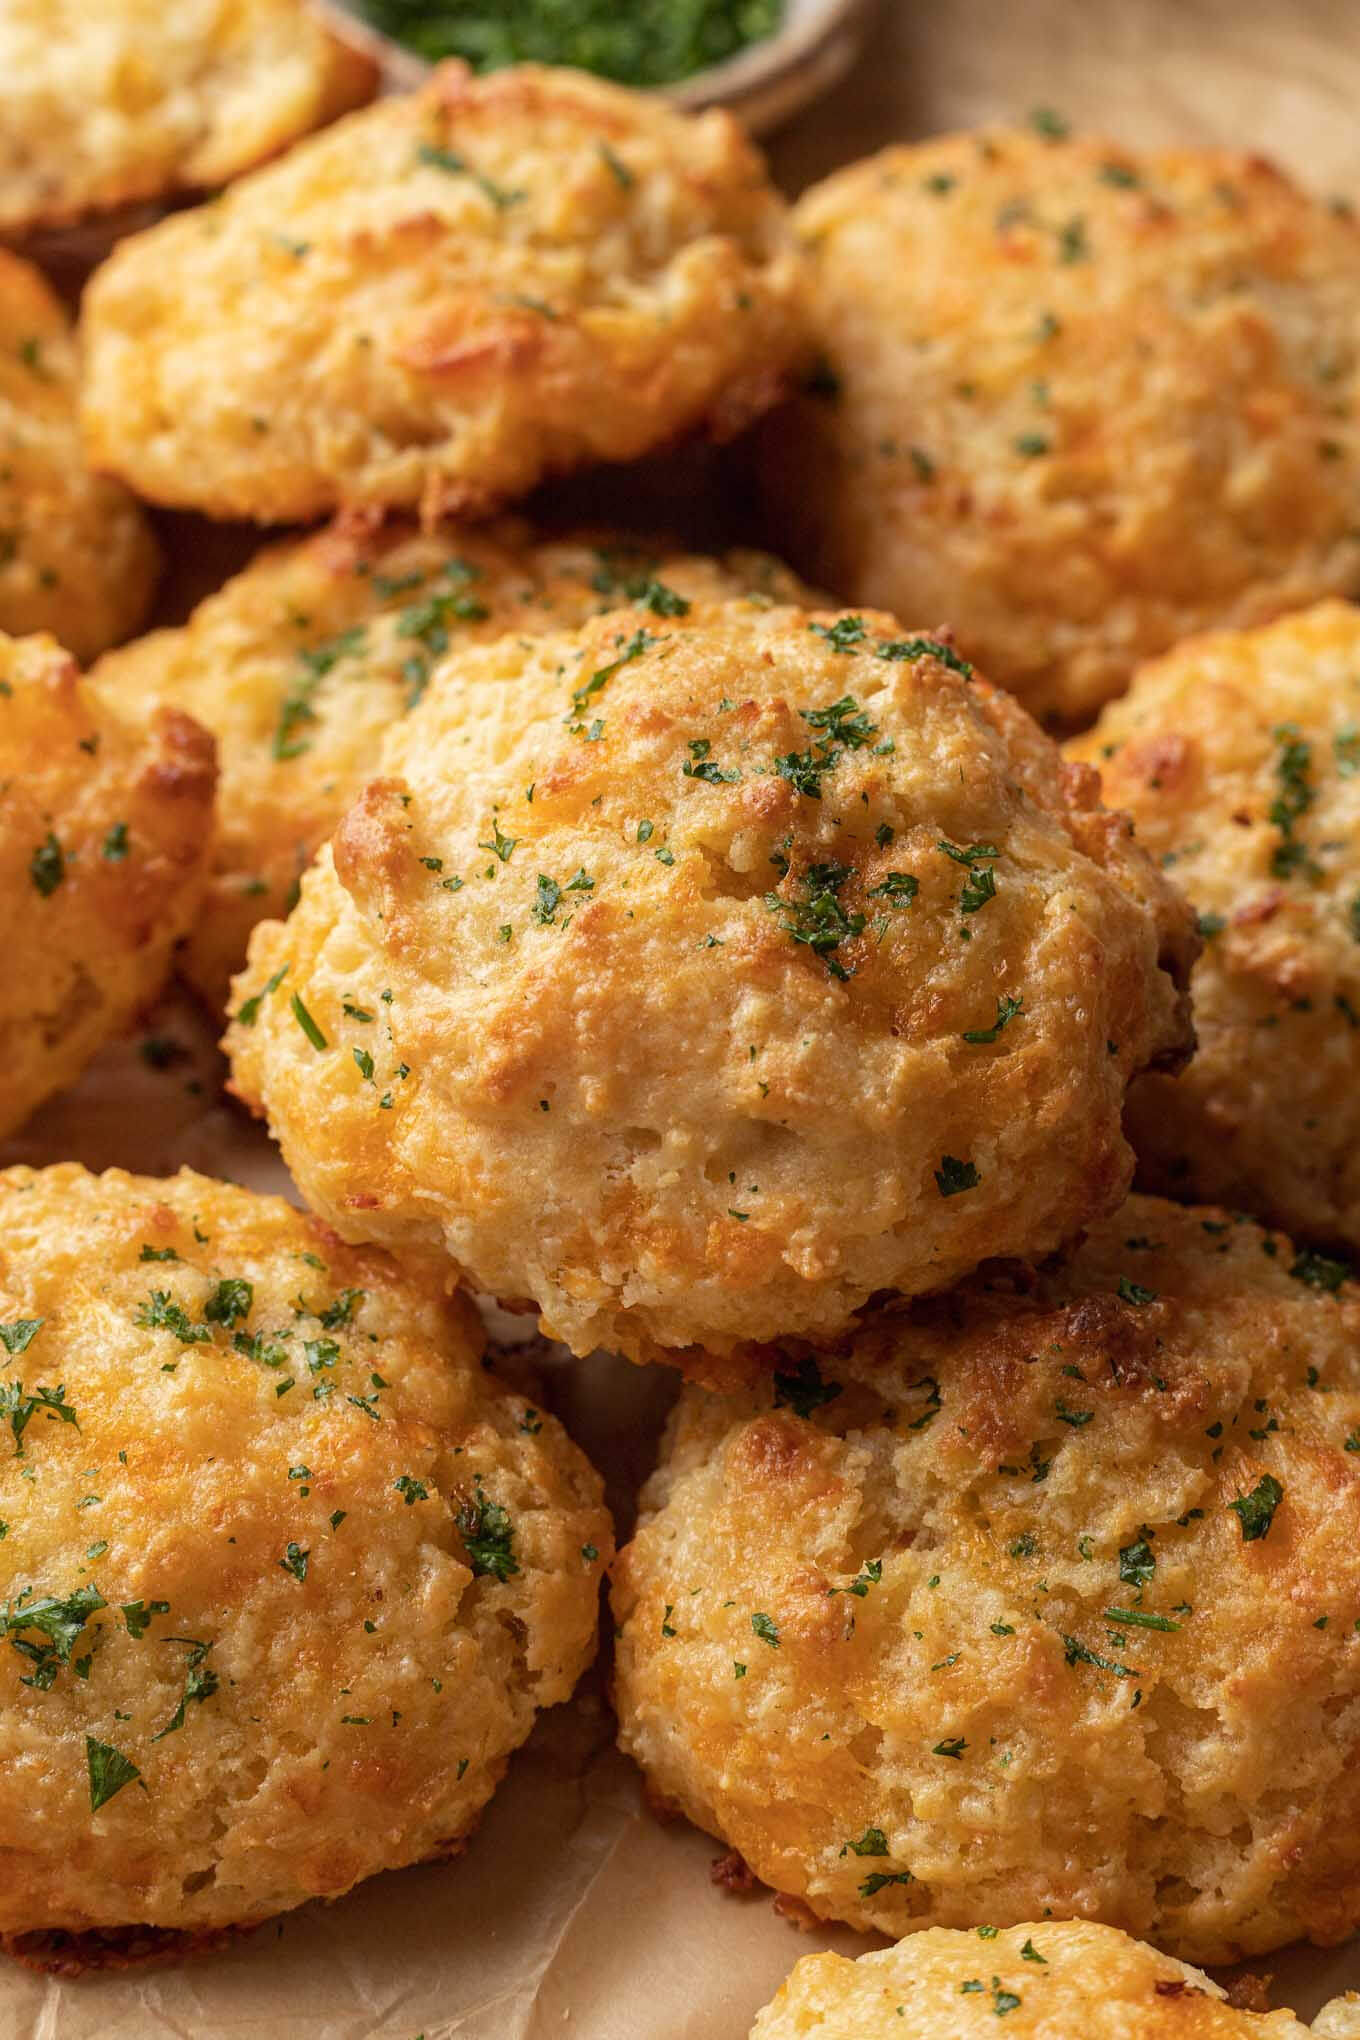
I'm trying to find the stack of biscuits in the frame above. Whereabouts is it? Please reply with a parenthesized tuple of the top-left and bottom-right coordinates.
(5, 11, 1360, 2032)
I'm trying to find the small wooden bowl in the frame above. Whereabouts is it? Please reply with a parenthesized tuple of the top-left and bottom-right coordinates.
(321, 0, 875, 133)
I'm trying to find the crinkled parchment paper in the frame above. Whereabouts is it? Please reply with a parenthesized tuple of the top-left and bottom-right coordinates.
(7, 1, 1360, 2029)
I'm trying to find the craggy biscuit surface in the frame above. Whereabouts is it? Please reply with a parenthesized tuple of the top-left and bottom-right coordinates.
(0, 1163, 611, 1944)
(0, 633, 214, 1140)
(94, 520, 812, 1007)
(79, 62, 803, 523)
(761, 131, 1360, 727)
(613, 1196, 1360, 1962)
(226, 601, 1195, 1368)
(0, 0, 375, 234)
(0, 252, 159, 663)
(750, 1923, 1325, 2037)
(1071, 601, 1360, 1248)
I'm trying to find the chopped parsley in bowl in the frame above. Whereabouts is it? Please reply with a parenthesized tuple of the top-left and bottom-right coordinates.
(350, 0, 784, 86)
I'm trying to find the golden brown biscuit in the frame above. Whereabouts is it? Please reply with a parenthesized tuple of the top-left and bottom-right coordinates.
(751, 1923, 1323, 2037)
(1070, 600, 1360, 1248)
(94, 519, 813, 1008)
(0, 633, 215, 1140)
(612, 1195, 1360, 1963)
(0, 1162, 611, 1945)
(79, 62, 803, 524)
(0, 0, 376, 235)
(0, 252, 159, 664)
(761, 130, 1360, 728)
(225, 599, 1195, 1368)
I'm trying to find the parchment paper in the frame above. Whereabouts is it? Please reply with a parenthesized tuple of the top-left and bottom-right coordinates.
(8, 2, 1360, 2029)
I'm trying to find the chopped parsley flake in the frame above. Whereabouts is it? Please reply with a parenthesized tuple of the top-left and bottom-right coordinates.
(772, 1354, 843, 1418)
(869, 872, 919, 908)
(934, 1155, 980, 1197)
(1118, 1538, 1155, 1588)
(683, 737, 740, 785)
(3, 1584, 105, 1688)
(478, 820, 518, 864)
(234, 963, 288, 1027)
(1290, 1250, 1349, 1293)
(963, 994, 1023, 1043)
(764, 862, 864, 980)
(938, 840, 1000, 914)
(1229, 1473, 1283, 1543)
(318, 1287, 364, 1330)
(1103, 1607, 1180, 1632)
(846, 1825, 888, 1856)
(273, 628, 366, 759)
(136, 1292, 211, 1345)
(810, 616, 868, 653)
(457, 1488, 518, 1581)
(152, 1639, 218, 1740)
(1030, 105, 1070, 139)
(1063, 1633, 1139, 1679)
(414, 141, 523, 210)
(290, 993, 328, 1050)
(567, 627, 655, 734)
(86, 1735, 141, 1811)
(1269, 722, 1319, 880)
(29, 832, 64, 896)
(278, 1541, 310, 1582)
(860, 1870, 914, 1898)
(203, 1279, 253, 1328)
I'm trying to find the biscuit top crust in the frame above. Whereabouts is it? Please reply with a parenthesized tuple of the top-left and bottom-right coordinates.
(0, 250, 159, 664)
(80, 61, 803, 522)
(613, 1195, 1360, 1962)
(0, 631, 215, 1140)
(750, 1921, 1315, 2037)
(227, 600, 1195, 1365)
(1070, 598, 1360, 1242)
(0, 1162, 610, 1939)
(770, 129, 1360, 725)
(0, 0, 377, 233)
(95, 520, 813, 1006)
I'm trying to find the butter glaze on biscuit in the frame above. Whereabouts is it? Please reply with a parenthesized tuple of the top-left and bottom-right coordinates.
(80, 62, 803, 523)
(614, 1196, 1360, 1963)
(762, 132, 1360, 727)
(0, 1163, 610, 1947)
(227, 600, 1195, 1368)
